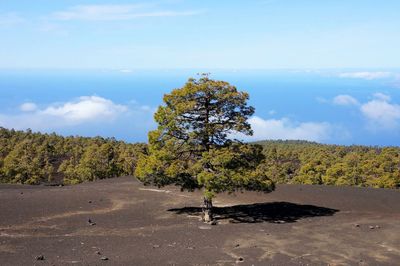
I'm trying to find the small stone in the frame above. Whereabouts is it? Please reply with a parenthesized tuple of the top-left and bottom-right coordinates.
(152, 245, 160, 249)
(100, 257, 108, 261)
(95, 251, 102, 255)
(88, 218, 96, 226)
(88, 200, 92, 203)
(369, 226, 375, 229)
(210, 220, 218, 225)
(20, 192, 23, 195)
(375, 225, 380, 229)
(35, 255, 45, 261)
(235, 244, 240, 248)
(198, 225, 212, 230)
(237, 257, 244, 262)
(355, 224, 360, 227)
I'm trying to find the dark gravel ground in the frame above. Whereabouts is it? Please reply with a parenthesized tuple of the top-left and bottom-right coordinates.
(1, 177, 399, 265)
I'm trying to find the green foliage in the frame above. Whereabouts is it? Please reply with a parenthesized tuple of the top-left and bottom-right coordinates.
(2, 138, 53, 184)
(135, 75, 275, 199)
(258, 140, 400, 189)
(0, 127, 146, 185)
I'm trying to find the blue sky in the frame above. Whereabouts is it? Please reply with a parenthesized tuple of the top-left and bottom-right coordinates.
(1, 0, 400, 69)
(1, 1, 400, 145)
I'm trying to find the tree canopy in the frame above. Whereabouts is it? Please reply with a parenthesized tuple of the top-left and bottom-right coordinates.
(135, 75, 275, 220)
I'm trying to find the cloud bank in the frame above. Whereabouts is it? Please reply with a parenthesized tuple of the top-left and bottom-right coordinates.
(332, 93, 400, 130)
(235, 116, 336, 142)
(40, 96, 127, 124)
(20, 102, 38, 112)
(51, 4, 201, 21)
(333, 95, 359, 106)
(338, 71, 394, 80)
(360, 93, 400, 129)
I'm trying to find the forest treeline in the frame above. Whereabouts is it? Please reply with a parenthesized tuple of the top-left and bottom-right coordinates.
(257, 140, 400, 188)
(0, 127, 399, 188)
(0, 127, 146, 185)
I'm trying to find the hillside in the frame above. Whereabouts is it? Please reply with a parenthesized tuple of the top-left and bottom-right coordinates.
(1, 177, 399, 265)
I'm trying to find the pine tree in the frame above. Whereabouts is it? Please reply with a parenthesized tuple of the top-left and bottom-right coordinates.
(135, 74, 275, 222)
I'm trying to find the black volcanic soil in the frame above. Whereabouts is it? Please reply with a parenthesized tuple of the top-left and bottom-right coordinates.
(1, 177, 399, 265)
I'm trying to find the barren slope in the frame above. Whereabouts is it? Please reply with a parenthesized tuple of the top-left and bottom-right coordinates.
(1, 177, 399, 265)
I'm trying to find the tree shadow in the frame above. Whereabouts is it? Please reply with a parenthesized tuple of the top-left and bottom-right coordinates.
(168, 202, 338, 224)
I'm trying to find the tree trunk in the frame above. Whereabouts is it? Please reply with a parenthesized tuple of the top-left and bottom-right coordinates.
(202, 197, 213, 223)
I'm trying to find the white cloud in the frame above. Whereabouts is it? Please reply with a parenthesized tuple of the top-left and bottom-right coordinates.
(372, 92, 390, 102)
(0, 13, 25, 26)
(41, 96, 127, 123)
(268, 110, 276, 115)
(20, 102, 38, 112)
(51, 4, 201, 21)
(119, 69, 133, 73)
(338, 71, 394, 80)
(335, 92, 400, 130)
(238, 116, 334, 142)
(0, 96, 132, 131)
(360, 93, 400, 129)
(333, 94, 359, 106)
